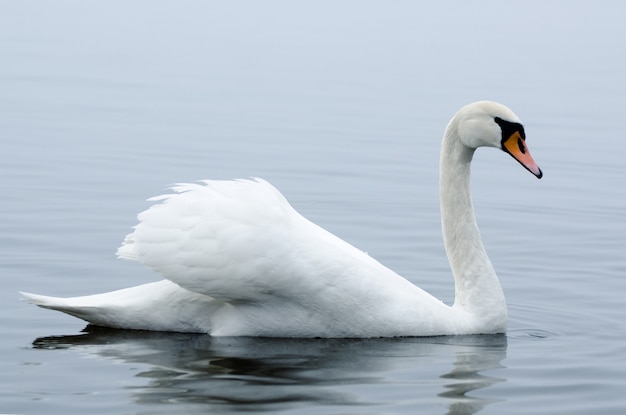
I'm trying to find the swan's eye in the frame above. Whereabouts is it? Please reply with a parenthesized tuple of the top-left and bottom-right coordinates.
(494, 117, 526, 149)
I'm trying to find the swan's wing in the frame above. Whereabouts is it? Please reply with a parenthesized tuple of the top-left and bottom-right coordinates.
(117, 178, 410, 305)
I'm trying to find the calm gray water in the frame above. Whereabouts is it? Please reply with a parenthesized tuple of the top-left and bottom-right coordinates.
(2, 1, 625, 414)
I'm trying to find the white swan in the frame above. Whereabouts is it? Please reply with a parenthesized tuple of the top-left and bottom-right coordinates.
(22, 101, 542, 337)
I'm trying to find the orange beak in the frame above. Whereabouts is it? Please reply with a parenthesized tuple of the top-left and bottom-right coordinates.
(502, 131, 543, 179)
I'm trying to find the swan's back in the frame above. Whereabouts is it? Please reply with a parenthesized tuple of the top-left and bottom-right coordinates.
(113, 178, 450, 336)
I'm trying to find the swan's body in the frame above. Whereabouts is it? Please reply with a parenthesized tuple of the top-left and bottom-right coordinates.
(22, 101, 542, 337)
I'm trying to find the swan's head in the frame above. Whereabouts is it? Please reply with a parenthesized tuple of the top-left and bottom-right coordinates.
(452, 101, 543, 178)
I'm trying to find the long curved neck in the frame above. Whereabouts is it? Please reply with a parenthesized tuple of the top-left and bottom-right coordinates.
(439, 122, 506, 322)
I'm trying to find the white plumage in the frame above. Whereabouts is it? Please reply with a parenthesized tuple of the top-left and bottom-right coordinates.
(22, 101, 542, 337)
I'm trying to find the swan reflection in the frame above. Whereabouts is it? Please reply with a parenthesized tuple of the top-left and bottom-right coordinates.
(33, 327, 506, 414)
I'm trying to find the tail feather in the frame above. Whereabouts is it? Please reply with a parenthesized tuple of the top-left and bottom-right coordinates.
(20, 281, 218, 333)
(21, 291, 102, 325)
(21, 291, 80, 310)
